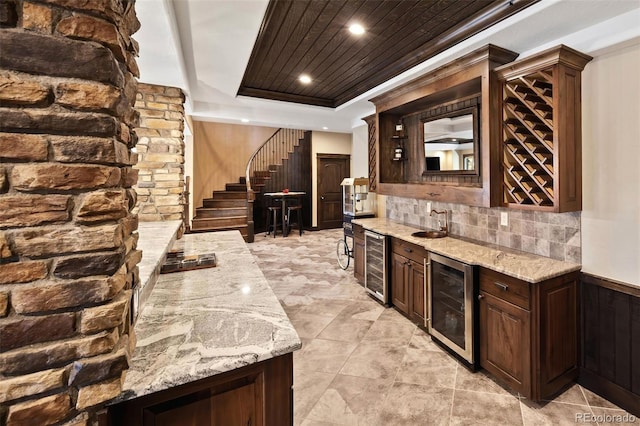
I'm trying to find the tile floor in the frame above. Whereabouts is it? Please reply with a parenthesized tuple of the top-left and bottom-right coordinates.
(249, 229, 635, 426)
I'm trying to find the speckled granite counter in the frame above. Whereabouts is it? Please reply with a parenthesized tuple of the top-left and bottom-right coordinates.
(136, 220, 182, 316)
(116, 230, 301, 402)
(352, 217, 580, 282)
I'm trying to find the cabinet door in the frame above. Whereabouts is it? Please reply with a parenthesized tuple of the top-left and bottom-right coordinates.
(354, 237, 365, 285)
(141, 380, 261, 426)
(479, 291, 531, 397)
(409, 259, 426, 324)
(391, 252, 409, 315)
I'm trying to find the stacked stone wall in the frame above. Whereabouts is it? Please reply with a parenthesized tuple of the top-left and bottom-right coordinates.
(133, 83, 185, 222)
(0, 1, 140, 424)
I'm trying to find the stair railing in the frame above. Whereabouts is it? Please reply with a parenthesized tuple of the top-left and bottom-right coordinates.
(245, 128, 305, 242)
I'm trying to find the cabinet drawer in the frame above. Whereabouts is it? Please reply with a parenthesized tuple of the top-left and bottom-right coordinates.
(480, 268, 530, 310)
(391, 238, 427, 264)
(353, 224, 365, 240)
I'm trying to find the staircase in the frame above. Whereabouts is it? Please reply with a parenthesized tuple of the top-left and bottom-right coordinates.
(191, 129, 311, 242)
(191, 185, 249, 237)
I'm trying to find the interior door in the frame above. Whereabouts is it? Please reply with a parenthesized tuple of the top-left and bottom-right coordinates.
(317, 154, 350, 229)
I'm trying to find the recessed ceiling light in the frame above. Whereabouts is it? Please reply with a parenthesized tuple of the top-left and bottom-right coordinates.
(241, 118, 250, 123)
(322, 126, 328, 130)
(299, 74, 312, 84)
(349, 23, 365, 35)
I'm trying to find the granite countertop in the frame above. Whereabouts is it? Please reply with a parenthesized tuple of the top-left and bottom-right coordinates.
(116, 230, 302, 402)
(352, 217, 581, 283)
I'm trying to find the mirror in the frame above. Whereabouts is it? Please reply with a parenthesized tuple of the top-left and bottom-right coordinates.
(422, 106, 479, 175)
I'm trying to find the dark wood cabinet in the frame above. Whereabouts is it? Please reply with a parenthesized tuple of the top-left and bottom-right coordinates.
(391, 252, 410, 314)
(353, 224, 365, 284)
(390, 238, 427, 326)
(495, 45, 592, 212)
(480, 291, 531, 396)
(369, 45, 518, 206)
(478, 268, 579, 401)
(108, 353, 293, 426)
(409, 259, 426, 324)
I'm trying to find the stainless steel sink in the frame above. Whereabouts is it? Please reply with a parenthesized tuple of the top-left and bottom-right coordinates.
(411, 230, 447, 239)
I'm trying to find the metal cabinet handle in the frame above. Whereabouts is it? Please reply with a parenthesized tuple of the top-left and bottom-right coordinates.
(494, 282, 509, 291)
(403, 247, 413, 253)
(321, 196, 325, 200)
(478, 294, 485, 300)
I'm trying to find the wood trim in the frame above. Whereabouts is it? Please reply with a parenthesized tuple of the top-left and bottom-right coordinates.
(494, 44, 593, 81)
(238, 86, 334, 108)
(370, 44, 517, 111)
(377, 182, 486, 205)
(581, 272, 640, 298)
(316, 153, 351, 160)
(363, 114, 377, 192)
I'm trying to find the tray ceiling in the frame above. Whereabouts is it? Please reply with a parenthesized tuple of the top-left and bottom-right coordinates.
(239, 0, 539, 108)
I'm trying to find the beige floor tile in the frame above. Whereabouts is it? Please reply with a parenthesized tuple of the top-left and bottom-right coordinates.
(377, 307, 411, 323)
(408, 330, 446, 352)
(295, 338, 358, 374)
(361, 316, 416, 345)
(289, 312, 335, 339)
(316, 316, 374, 342)
(305, 374, 394, 425)
(521, 400, 594, 426)
(281, 293, 319, 309)
(336, 300, 385, 322)
(395, 347, 458, 388)
(582, 387, 624, 409)
(454, 364, 515, 397)
(300, 419, 341, 426)
(374, 382, 454, 426)
(293, 369, 336, 423)
(339, 341, 405, 380)
(450, 389, 523, 425)
(544, 383, 589, 405)
(296, 298, 352, 318)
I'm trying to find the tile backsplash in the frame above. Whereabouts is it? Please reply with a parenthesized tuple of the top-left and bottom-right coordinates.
(386, 196, 581, 264)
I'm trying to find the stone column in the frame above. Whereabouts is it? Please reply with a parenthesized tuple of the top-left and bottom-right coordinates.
(0, 1, 140, 424)
(133, 83, 186, 222)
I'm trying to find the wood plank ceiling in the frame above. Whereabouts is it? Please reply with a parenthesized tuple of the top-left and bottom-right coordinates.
(238, 0, 538, 108)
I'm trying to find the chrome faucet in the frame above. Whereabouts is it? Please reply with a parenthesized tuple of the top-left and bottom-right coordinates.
(430, 209, 448, 235)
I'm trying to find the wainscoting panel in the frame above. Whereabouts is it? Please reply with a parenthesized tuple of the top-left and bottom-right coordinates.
(579, 273, 640, 416)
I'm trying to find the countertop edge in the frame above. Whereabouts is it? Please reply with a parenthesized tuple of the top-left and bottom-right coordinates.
(353, 218, 581, 283)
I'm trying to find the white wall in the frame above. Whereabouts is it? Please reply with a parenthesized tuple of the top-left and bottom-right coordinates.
(311, 131, 352, 227)
(352, 124, 369, 178)
(582, 41, 640, 286)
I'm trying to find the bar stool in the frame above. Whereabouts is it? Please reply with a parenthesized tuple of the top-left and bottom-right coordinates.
(285, 197, 304, 237)
(265, 197, 282, 238)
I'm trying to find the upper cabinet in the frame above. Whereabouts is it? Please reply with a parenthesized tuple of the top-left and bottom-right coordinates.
(370, 45, 518, 207)
(367, 44, 591, 212)
(496, 45, 592, 212)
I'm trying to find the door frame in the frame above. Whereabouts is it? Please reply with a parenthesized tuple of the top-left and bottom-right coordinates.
(316, 154, 350, 230)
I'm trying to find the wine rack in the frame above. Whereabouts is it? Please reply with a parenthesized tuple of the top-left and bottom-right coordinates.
(502, 70, 555, 207)
(496, 45, 592, 212)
